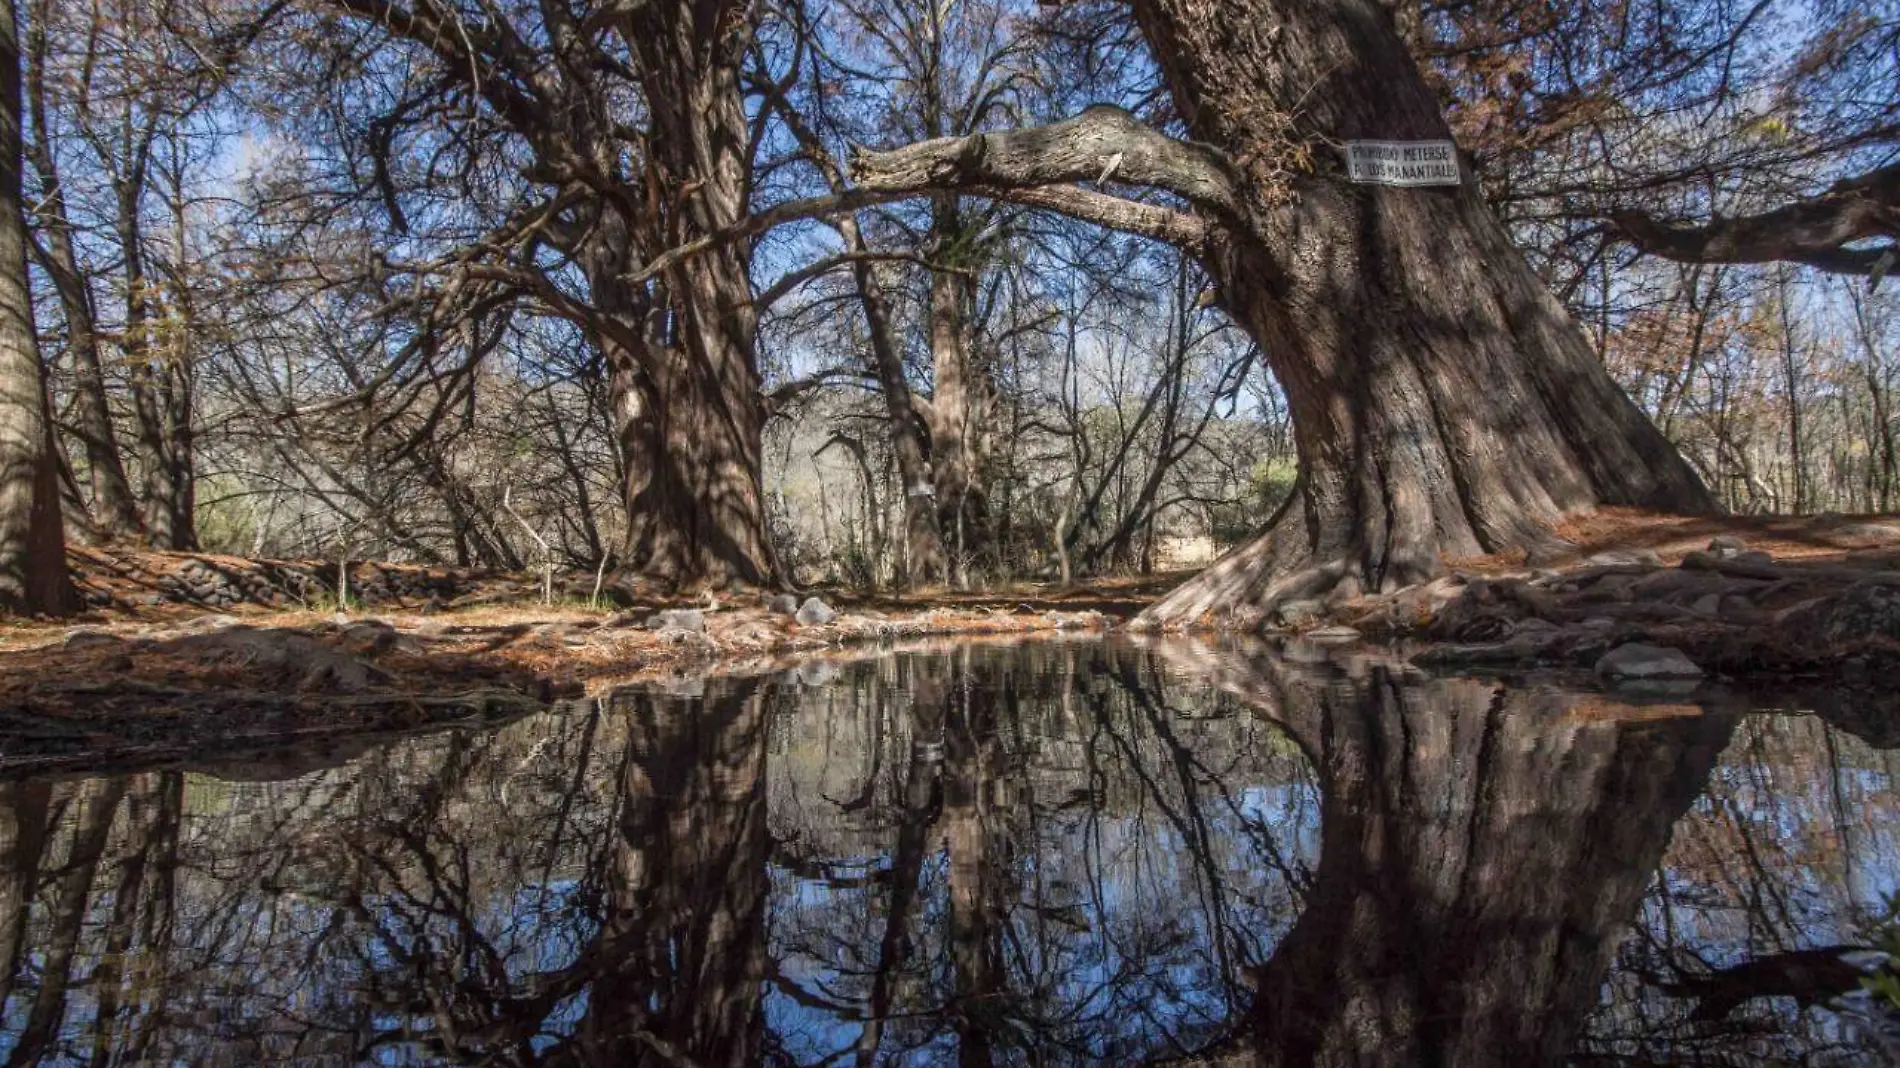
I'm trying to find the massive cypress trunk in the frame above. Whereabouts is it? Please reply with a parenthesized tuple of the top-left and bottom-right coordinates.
(1131, 0, 1711, 625)
(321, 0, 779, 591)
(0, 0, 73, 616)
(853, 0, 1713, 625)
(591, 0, 775, 590)
(592, 256, 773, 590)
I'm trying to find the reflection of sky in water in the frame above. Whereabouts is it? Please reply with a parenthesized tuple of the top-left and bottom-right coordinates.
(0, 644, 1894, 1066)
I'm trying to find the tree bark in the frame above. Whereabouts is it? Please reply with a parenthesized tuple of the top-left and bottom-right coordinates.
(849, 0, 1714, 626)
(923, 202, 992, 586)
(1610, 163, 1900, 278)
(591, 1, 776, 590)
(0, 0, 73, 616)
(319, 0, 781, 590)
(848, 219, 950, 587)
(1132, 0, 1712, 625)
(588, 241, 774, 591)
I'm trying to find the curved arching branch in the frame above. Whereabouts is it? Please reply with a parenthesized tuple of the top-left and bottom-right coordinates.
(848, 105, 1247, 223)
(1611, 163, 1900, 282)
(621, 106, 1232, 287)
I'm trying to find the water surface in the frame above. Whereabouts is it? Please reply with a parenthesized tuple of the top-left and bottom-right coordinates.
(0, 638, 1895, 1065)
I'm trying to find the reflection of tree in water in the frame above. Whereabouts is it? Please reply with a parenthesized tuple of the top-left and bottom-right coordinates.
(1581, 710, 1900, 1065)
(764, 643, 1316, 1065)
(0, 640, 1894, 1066)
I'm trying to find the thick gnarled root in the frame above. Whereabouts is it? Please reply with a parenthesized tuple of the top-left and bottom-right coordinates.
(1133, 522, 1443, 631)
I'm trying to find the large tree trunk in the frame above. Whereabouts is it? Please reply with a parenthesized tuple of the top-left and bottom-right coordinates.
(0, 0, 72, 616)
(599, 289, 774, 590)
(591, 0, 776, 591)
(852, 0, 1713, 624)
(1133, 0, 1711, 625)
(923, 201, 993, 586)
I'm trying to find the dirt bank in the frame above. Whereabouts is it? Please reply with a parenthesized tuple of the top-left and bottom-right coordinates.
(5, 511, 1897, 773)
(0, 596, 1116, 775)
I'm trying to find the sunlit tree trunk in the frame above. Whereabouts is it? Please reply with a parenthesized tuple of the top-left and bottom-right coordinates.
(0, 0, 72, 615)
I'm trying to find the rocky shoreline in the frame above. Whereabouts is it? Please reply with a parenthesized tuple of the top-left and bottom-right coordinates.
(1327, 532, 1900, 683)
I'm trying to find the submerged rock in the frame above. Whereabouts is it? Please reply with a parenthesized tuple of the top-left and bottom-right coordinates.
(1273, 599, 1325, 628)
(646, 609, 707, 633)
(795, 597, 837, 626)
(1594, 642, 1704, 681)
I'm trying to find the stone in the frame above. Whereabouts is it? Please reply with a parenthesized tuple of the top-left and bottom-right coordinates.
(1708, 534, 1748, 558)
(795, 662, 838, 687)
(765, 593, 800, 615)
(63, 630, 122, 650)
(1594, 642, 1704, 681)
(1834, 521, 1900, 542)
(1305, 625, 1361, 642)
(1524, 541, 1574, 568)
(647, 609, 707, 633)
(795, 597, 837, 626)
(1788, 581, 1900, 646)
(1273, 599, 1325, 628)
(1588, 549, 1662, 568)
(167, 627, 389, 693)
(337, 619, 400, 656)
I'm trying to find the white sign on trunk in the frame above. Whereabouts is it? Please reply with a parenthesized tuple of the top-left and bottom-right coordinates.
(1343, 141, 1461, 187)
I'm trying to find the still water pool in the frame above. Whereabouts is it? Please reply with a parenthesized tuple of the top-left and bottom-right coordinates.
(0, 637, 1896, 1065)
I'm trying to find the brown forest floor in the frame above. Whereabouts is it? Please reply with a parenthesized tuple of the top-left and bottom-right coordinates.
(2, 509, 1895, 775)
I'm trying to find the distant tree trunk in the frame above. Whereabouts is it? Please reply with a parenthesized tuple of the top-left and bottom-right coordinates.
(1128, 0, 1711, 624)
(115, 174, 196, 551)
(923, 202, 992, 587)
(849, 225, 950, 587)
(1766, 270, 1807, 513)
(0, 0, 73, 615)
